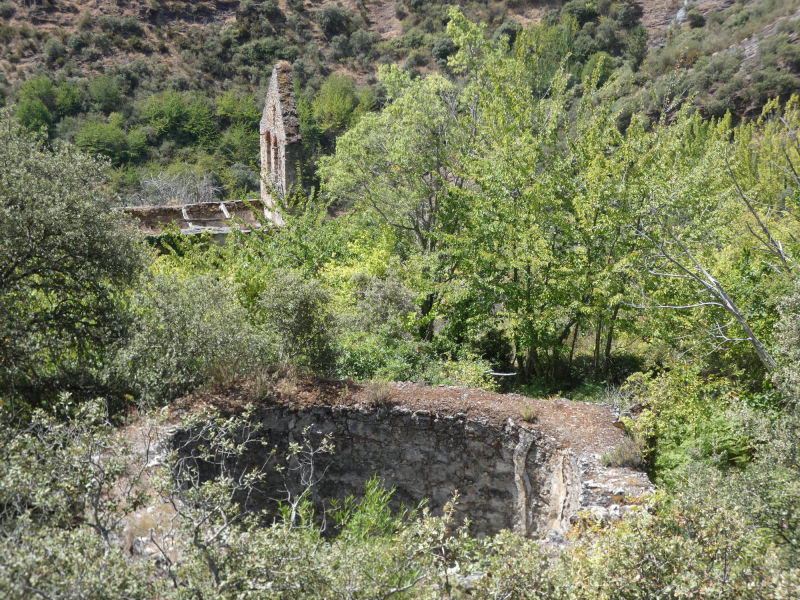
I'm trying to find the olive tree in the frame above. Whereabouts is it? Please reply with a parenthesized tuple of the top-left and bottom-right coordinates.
(0, 109, 146, 408)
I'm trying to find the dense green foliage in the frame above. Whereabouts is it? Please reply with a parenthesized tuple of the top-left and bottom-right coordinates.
(1, 398, 798, 598)
(5, 0, 800, 203)
(0, 111, 146, 410)
(3, 5, 800, 597)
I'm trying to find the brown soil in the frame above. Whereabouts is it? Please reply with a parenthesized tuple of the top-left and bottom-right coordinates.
(175, 371, 628, 457)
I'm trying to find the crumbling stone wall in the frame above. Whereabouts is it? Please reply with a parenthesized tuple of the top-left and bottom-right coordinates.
(260, 61, 302, 202)
(180, 403, 652, 538)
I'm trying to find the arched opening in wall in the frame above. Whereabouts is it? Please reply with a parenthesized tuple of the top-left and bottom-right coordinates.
(265, 131, 273, 175)
(272, 135, 280, 192)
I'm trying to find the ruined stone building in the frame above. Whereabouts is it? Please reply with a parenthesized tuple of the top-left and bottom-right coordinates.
(119, 62, 300, 238)
(260, 60, 302, 203)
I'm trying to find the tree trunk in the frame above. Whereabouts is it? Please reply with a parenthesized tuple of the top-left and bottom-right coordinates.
(593, 316, 604, 372)
(568, 321, 579, 378)
(714, 281, 776, 372)
(604, 304, 620, 373)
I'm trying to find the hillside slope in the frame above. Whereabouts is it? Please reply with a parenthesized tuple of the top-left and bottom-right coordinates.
(2, 0, 799, 204)
(0, 0, 562, 88)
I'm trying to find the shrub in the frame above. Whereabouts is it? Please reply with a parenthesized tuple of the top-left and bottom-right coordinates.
(88, 74, 123, 113)
(431, 36, 456, 69)
(215, 89, 260, 128)
(0, 110, 145, 407)
(330, 33, 352, 60)
(582, 50, 614, 85)
(44, 37, 66, 64)
(622, 366, 753, 485)
(350, 29, 377, 59)
(219, 124, 259, 164)
(140, 90, 189, 138)
(623, 25, 648, 69)
(255, 269, 337, 374)
(184, 95, 217, 145)
(492, 19, 522, 47)
(126, 127, 148, 161)
(520, 404, 538, 423)
(611, 0, 643, 28)
(115, 273, 271, 406)
(402, 49, 426, 70)
(226, 162, 259, 193)
(566, 477, 797, 597)
(75, 120, 129, 165)
(18, 75, 56, 110)
(687, 8, 706, 29)
(98, 15, 144, 37)
(351, 272, 415, 334)
(312, 73, 359, 133)
(601, 437, 645, 468)
(16, 96, 52, 133)
(365, 381, 394, 407)
(0, 1, 14, 18)
(423, 355, 499, 391)
(562, 0, 599, 26)
(316, 4, 352, 39)
(336, 330, 424, 381)
(775, 286, 800, 406)
(54, 81, 83, 116)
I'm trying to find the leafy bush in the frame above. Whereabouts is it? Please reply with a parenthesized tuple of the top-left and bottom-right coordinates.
(623, 366, 753, 484)
(492, 19, 522, 47)
(140, 90, 189, 139)
(423, 355, 499, 391)
(0, 110, 145, 407)
(563, 0, 599, 26)
(775, 286, 800, 406)
(431, 35, 456, 69)
(255, 269, 337, 374)
(44, 37, 66, 64)
(98, 15, 144, 37)
(75, 120, 129, 165)
(215, 89, 260, 128)
(687, 8, 706, 28)
(351, 272, 415, 333)
(565, 478, 799, 598)
(54, 81, 83, 116)
(312, 73, 359, 133)
(330, 33, 352, 60)
(15, 96, 52, 132)
(115, 273, 271, 406)
(316, 5, 352, 39)
(218, 123, 258, 165)
(18, 75, 56, 111)
(88, 74, 124, 114)
(0, 1, 15, 18)
(350, 29, 378, 60)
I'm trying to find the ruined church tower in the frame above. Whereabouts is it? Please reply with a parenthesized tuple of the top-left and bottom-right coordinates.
(260, 61, 301, 204)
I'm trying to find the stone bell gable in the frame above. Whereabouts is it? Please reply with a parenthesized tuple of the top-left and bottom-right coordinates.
(260, 60, 302, 204)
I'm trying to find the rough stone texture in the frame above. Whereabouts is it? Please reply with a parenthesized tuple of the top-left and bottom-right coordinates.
(260, 60, 302, 202)
(116, 199, 279, 238)
(177, 401, 652, 539)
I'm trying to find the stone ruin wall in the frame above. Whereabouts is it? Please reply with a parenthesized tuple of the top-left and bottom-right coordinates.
(175, 403, 653, 539)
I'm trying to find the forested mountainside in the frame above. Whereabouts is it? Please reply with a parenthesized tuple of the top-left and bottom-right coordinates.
(3, 0, 800, 202)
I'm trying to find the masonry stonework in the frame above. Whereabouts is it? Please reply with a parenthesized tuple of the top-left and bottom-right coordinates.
(173, 403, 653, 539)
(260, 60, 302, 204)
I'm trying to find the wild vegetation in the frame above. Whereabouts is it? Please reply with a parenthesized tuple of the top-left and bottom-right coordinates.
(2, 2, 800, 598)
(4, 0, 800, 201)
